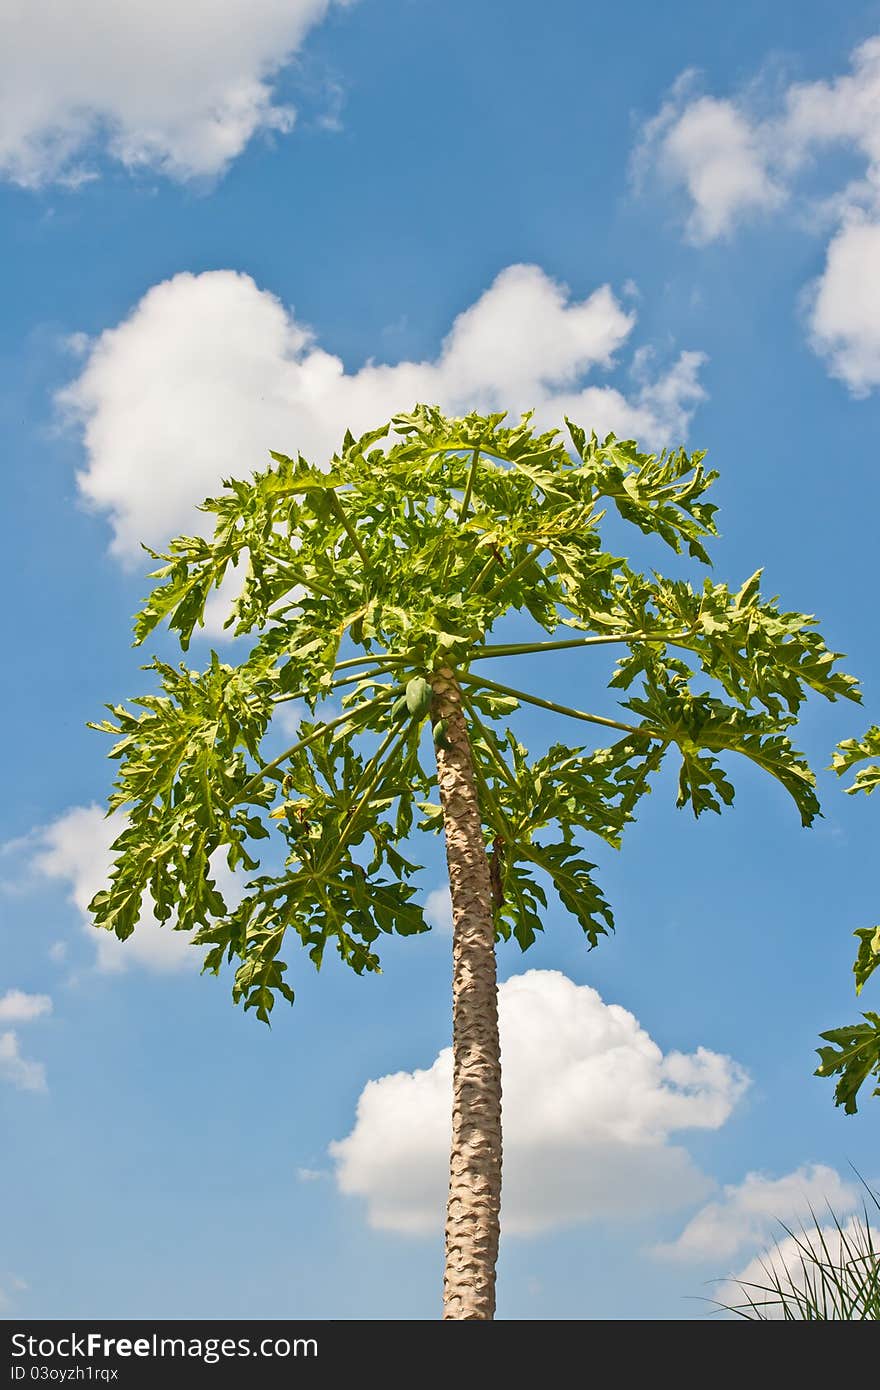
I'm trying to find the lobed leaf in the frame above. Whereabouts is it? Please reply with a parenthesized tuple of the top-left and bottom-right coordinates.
(816, 1014, 880, 1114)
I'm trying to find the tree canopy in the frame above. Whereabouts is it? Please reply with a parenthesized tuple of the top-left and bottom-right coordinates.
(89, 407, 860, 1021)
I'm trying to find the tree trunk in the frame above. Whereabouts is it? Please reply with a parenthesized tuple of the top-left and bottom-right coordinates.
(431, 665, 502, 1321)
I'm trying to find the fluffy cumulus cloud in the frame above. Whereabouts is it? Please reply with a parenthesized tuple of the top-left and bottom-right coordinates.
(60, 263, 706, 567)
(636, 36, 880, 393)
(782, 35, 880, 181)
(0, 991, 52, 1093)
(0, 990, 52, 1025)
(0, 0, 345, 187)
(638, 37, 880, 240)
(807, 216, 880, 395)
(655, 1163, 858, 1263)
(28, 805, 206, 974)
(330, 969, 749, 1236)
(637, 80, 782, 244)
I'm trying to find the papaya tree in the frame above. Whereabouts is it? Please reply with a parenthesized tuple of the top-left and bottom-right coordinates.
(88, 406, 859, 1319)
(816, 726, 880, 1113)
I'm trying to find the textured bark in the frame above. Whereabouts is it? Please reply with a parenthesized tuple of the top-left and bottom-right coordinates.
(431, 666, 502, 1321)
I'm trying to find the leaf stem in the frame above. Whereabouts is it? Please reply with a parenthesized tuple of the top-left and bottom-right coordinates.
(318, 720, 409, 871)
(461, 732, 545, 937)
(467, 631, 692, 661)
(482, 545, 543, 605)
(232, 688, 402, 805)
(332, 652, 410, 672)
(461, 692, 516, 786)
(328, 490, 371, 568)
(458, 447, 481, 525)
(459, 672, 654, 739)
(464, 550, 503, 598)
(271, 666, 399, 707)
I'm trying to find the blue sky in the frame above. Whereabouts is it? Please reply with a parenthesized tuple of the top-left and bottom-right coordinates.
(1, 0, 879, 1321)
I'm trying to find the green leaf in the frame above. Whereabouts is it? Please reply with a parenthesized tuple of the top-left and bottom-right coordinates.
(676, 748, 735, 818)
(854, 926, 880, 995)
(625, 671, 821, 826)
(816, 1014, 880, 1114)
(832, 726, 880, 795)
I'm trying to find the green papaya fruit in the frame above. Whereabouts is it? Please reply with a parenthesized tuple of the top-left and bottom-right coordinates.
(433, 717, 450, 749)
(405, 676, 432, 718)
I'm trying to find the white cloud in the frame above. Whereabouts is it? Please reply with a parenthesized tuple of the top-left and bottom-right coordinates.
(547, 349, 705, 448)
(29, 804, 209, 974)
(807, 215, 880, 395)
(639, 84, 781, 243)
(329, 969, 749, 1236)
(639, 39, 880, 242)
(201, 568, 250, 642)
(273, 700, 309, 738)
(0, 0, 345, 187)
(0, 1031, 47, 1093)
(782, 36, 880, 183)
(636, 36, 880, 392)
(0, 991, 52, 1094)
(59, 264, 708, 567)
(656, 1164, 858, 1264)
(0, 990, 52, 1024)
(273, 697, 341, 736)
(423, 885, 453, 933)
